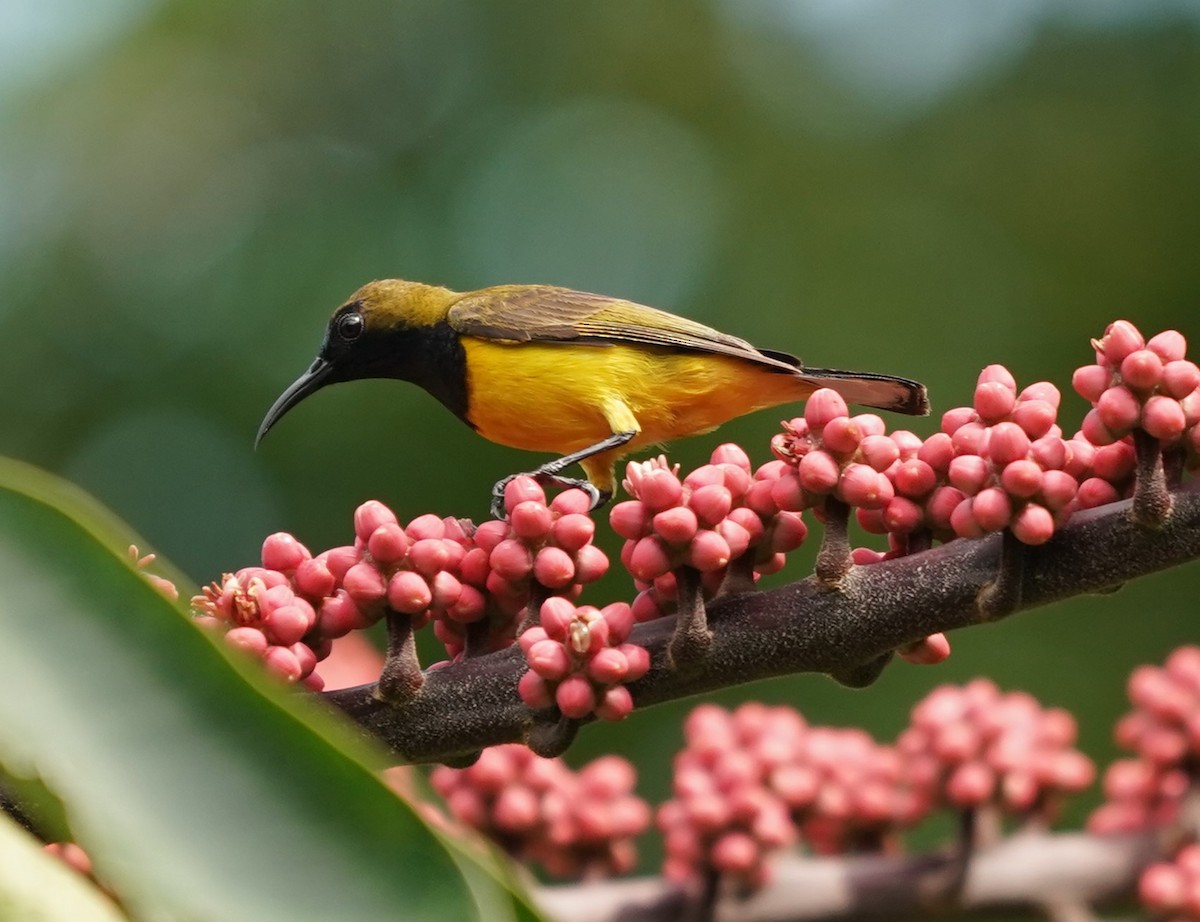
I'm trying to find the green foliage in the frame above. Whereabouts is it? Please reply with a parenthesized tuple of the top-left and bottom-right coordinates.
(0, 458, 545, 921)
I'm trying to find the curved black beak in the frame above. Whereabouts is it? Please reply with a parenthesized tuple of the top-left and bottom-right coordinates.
(255, 357, 334, 448)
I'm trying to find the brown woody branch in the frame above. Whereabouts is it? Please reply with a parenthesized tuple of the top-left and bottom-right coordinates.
(322, 483, 1200, 765)
(531, 830, 1160, 922)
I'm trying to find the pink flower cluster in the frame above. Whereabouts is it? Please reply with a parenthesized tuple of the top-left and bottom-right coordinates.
(899, 679, 1094, 815)
(192, 533, 333, 688)
(1140, 844, 1200, 920)
(517, 598, 650, 722)
(658, 704, 800, 889)
(658, 703, 928, 887)
(430, 745, 650, 879)
(1076, 321, 1200, 459)
(611, 445, 808, 623)
(1089, 646, 1200, 835)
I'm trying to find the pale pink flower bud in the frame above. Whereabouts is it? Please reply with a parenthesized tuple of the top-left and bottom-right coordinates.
(892, 458, 935, 498)
(821, 416, 861, 455)
(1080, 408, 1117, 446)
(588, 648, 629, 684)
(717, 519, 752, 559)
(573, 544, 609, 583)
(528, 639, 572, 680)
(540, 597, 576, 640)
(405, 514, 446, 542)
(769, 511, 808, 552)
(550, 489, 593, 515)
(950, 498, 983, 538)
(1093, 440, 1135, 481)
(407, 538, 451, 577)
(225, 626, 268, 656)
(918, 432, 955, 472)
(948, 455, 991, 496)
(628, 536, 673, 580)
(510, 500, 554, 540)
(518, 669, 553, 708)
(447, 584, 486, 622)
(975, 381, 1016, 423)
(1012, 400, 1057, 439)
(947, 762, 995, 807)
(1097, 385, 1141, 434)
(490, 539, 534, 581)
(971, 487, 1013, 532)
(552, 513, 595, 552)
(596, 685, 634, 721)
(882, 496, 923, 533)
(620, 643, 651, 680)
(354, 500, 398, 543)
(978, 363, 1017, 390)
(1073, 364, 1111, 402)
(1011, 503, 1054, 545)
(634, 468, 684, 512)
(711, 442, 752, 471)
(686, 529, 732, 571)
(1020, 381, 1061, 407)
(493, 786, 540, 833)
(387, 570, 432, 614)
(1120, 349, 1164, 391)
(1147, 329, 1187, 362)
(941, 406, 976, 435)
(366, 522, 410, 567)
(1097, 320, 1145, 364)
(1140, 863, 1186, 911)
(556, 675, 597, 718)
(796, 450, 840, 494)
(859, 434, 900, 472)
(428, 570, 463, 609)
(264, 604, 311, 646)
(838, 463, 893, 508)
(805, 388, 848, 429)
(534, 546, 576, 589)
(925, 486, 966, 531)
(609, 500, 651, 540)
(987, 422, 1031, 466)
(653, 506, 699, 545)
(951, 421, 988, 456)
(1040, 470, 1078, 510)
(503, 475, 546, 514)
(343, 561, 388, 608)
(261, 533, 310, 573)
(1142, 395, 1186, 441)
(1162, 360, 1200, 399)
(688, 483, 733, 527)
(264, 645, 303, 682)
(1000, 459, 1043, 499)
(852, 413, 886, 438)
(318, 591, 370, 637)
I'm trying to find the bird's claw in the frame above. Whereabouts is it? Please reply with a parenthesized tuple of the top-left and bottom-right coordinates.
(490, 472, 608, 519)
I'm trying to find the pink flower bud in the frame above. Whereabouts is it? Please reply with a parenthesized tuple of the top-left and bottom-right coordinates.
(1142, 395, 1186, 441)
(261, 533, 310, 572)
(504, 475, 546, 514)
(343, 561, 387, 608)
(805, 388, 848, 429)
(387, 570, 432, 614)
(1000, 459, 1043, 499)
(1011, 503, 1054, 545)
(354, 500, 398, 543)
(318, 591, 370, 637)
(1140, 864, 1186, 911)
(367, 523, 410, 567)
(1080, 408, 1117, 446)
(769, 470, 806, 511)
(534, 546, 576, 589)
(540, 597, 576, 641)
(838, 463, 893, 509)
(596, 685, 634, 721)
(619, 643, 651, 681)
(528, 639, 572, 680)
(609, 500, 651, 540)
(796, 450, 840, 494)
(680, 530, 727, 572)
(518, 669, 553, 708)
(925, 486, 966, 531)
(635, 468, 684, 512)
(1029, 435, 1067, 471)
(556, 675, 597, 719)
(490, 539, 534, 581)
(588, 647, 629, 684)
(225, 626, 269, 656)
(769, 511, 808, 553)
(1072, 364, 1111, 403)
(918, 432, 955, 472)
(551, 513, 595, 553)
(290, 641, 318, 678)
(264, 645, 303, 682)
(951, 421, 988, 456)
(859, 434, 900, 472)
(428, 570, 463, 609)
(1011, 400, 1056, 439)
(1020, 381, 1061, 407)
(653, 506, 699, 545)
(716, 519, 752, 559)
(570, 544, 607, 584)
(950, 498, 983, 538)
(1162, 360, 1200, 400)
(294, 557, 336, 599)
(1147, 329, 1187, 362)
(264, 604, 311, 646)
(821, 416, 861, 455)
(881, 496, 923, 533)
(447, 585, 486, 622)
(947, 762, 995, 807)
(974, 381, 1016, 423)
(1120, 349, 1164, 391)
(978, 363, 1017, 390)
(688, 483, 733, 527)
(628, 536, 673, 581)
(1040, 470, 1078, 510)
(891, 458, 934, 498)
(493, 785, 540, 833)
(987, 422, 1031, 466)
(1097, 385, 1140, 435)
(941, 406, 976, 435)
(550, 489, 592, 515)
(948, 455, 991, 496)
(1092, 440, 1135, 481)
(509, 500, 553, 540)
(407, 538, 451, 578)
(971, 487, 1013, 533)
(1098, 320, 1145, 364)
(472, 519, 509, 552)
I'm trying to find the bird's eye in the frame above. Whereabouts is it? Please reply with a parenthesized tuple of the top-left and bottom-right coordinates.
(337, 312, 365, 342)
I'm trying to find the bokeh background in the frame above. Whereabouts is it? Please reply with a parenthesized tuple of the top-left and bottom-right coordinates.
(3, 0, 1199, 870)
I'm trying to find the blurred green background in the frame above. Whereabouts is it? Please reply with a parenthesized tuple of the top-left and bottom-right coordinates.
(3, 0, 1199, 868)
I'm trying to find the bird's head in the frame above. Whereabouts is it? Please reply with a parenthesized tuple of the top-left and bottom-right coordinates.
(255, 279, 456, 446)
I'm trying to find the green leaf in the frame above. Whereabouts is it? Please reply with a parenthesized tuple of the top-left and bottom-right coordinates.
(0, 813, 126, 922)
(0, 457, 547, 922)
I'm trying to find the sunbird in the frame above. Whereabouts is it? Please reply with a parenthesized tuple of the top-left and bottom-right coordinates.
(256, 280, 929, 512)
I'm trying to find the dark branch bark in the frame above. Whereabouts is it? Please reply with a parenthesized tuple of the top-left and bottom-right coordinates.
(322, 484, 1200, 765)
(531, 830, 1160, 922)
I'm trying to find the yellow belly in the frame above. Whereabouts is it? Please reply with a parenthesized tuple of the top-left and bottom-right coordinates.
(461, 338, 811, 489)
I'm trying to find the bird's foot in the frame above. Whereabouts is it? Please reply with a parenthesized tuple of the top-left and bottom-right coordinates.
(490, 472, 611, 519)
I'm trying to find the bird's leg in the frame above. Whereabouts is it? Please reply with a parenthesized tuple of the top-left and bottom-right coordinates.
(490, 430, 637, 517)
